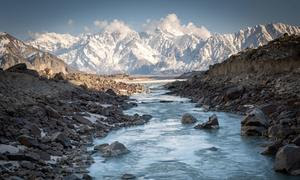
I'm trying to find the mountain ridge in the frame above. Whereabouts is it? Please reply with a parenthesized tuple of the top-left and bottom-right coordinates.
(27, 21, 300, 74)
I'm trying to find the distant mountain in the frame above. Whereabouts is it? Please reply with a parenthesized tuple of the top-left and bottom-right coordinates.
(0, 32, 70, 74)
(27, 19, 300, 74)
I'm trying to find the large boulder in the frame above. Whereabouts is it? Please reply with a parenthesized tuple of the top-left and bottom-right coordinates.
(95, 141, 129, 157)
(241, 108, 269, 136)
(181, 113, 197, 124)
(274, 144, 300, 175)
(194, 114, 219, 129)
(261, 140, 283, 155)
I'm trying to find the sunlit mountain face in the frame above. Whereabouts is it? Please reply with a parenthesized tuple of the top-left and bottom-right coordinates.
(27, 14, 300, 75)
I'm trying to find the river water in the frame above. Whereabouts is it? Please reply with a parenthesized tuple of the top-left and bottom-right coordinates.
(88, 82, 296, 180)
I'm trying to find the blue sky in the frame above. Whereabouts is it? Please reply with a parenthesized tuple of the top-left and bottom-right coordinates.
(0, 0, 299, 40)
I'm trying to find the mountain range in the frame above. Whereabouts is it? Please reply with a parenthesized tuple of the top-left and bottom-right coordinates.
(3, 14, 300, 75)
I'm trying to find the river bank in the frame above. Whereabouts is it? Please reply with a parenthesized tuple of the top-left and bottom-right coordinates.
(166, 34, 300, 175)
(0, 64, 149, 179)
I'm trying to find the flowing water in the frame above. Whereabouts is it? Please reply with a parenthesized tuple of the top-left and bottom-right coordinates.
(88, 82, 296, 180)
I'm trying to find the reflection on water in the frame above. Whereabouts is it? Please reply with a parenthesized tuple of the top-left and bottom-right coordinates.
(88, 83, 296, 180)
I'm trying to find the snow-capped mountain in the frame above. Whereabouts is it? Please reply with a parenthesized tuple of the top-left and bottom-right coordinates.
(0, 32, 70, 73)
(27, 14, 300, 74)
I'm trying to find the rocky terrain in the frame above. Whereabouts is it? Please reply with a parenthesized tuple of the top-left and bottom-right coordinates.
(0, 63, 149, 179)
(167, 34, 300, 175)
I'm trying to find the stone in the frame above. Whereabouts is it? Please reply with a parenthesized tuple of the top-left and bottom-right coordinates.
(29, 124, 41, 137)
(121, 173, 136, 179)
(181, 113, 197, 124)
(53, 72, 65, 81)
(274, 144, 300, 175)
(224, 86, 244, 101)
(292, 135, 300, 146)
(17, 135, 39, 148)
(5, 63, 27, 72)
(63, 174, 81, 180)
(241, 108, 269, 136)
(45, 105, 61, 118)
(106, 89, 117, 96)
(73, 115, 93, 126)
(98, 141, 129, 157)
(51, 132, 71, 148)
(261, 140, 283, 155)
(0, 144, 19, 154)
(194, 114, 219, 129)
(82, 174, 93, 180)
(141, 114, 152, 122)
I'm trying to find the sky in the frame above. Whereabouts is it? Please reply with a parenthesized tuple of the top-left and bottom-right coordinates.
(0, 0, 299, 40)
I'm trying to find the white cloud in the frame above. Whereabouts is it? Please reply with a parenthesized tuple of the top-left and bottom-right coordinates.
(94, 20, 108, 29)
(143, 13, 211, 39)
(84, 26, 90, 32)
(68, 19, 74, 26)
(28, 31, 43, 38)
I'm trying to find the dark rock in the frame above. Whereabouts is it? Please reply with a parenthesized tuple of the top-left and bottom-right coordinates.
(292, 135, 300, 146)
(63, 174, 81, 180)
(274, 144, 300, 175)
(7, 152, 40, 162)
(45, 105, 61, 118)
(51, 132, 71, 148)
(106, 89, 117, 96)
(82, 174, 93, 180)
(5, 63, 27, 72)
(141, 114, 152, 121)
(73, 115, 93, 126)
(20, 161, 35, 170)
(261, 140, 283, 155)
(97, 141, 129, 157)
(121, 173, 136, 179)
(241, 108, 269, 136)
(17, 135, 38, 148)
(29, 124, 41, 137)
(194, 114, 219, 129)
(53, 72, 65, 81)
(181, 113, 197, 124)
(224, 86, 244, 101)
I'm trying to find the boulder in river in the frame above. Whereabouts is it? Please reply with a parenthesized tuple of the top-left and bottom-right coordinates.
(181, 113, 197, 124)
(274, 144, 300, 175)
(96, 141, 129, 157)
(194, 114, 219, 129)
(241, 108, 269, 136)
(121, 173, 136, 179)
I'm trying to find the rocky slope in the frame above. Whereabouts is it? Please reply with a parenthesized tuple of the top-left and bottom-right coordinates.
(28, 19, 300, 74)
(167, 34, 300, 175)
(0, 64, 148, 179)
(0, 32, 71, 74)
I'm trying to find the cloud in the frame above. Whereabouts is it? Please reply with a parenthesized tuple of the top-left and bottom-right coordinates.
(94, 20, 108, 29)
(28, 31, 43, 39)
(67, 19, 74, 26)
(84, 26, 90, 32)
(143, 13, 211, 39)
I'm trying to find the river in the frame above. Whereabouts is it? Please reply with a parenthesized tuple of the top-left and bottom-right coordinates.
(88, 82, 296, 180)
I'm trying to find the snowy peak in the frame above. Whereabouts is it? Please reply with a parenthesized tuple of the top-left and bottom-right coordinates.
(27, 20, 300, 74)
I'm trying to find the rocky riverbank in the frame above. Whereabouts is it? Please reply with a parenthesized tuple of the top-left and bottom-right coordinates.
(166, 34, 300, 175)
(0, 64, 149, 179)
